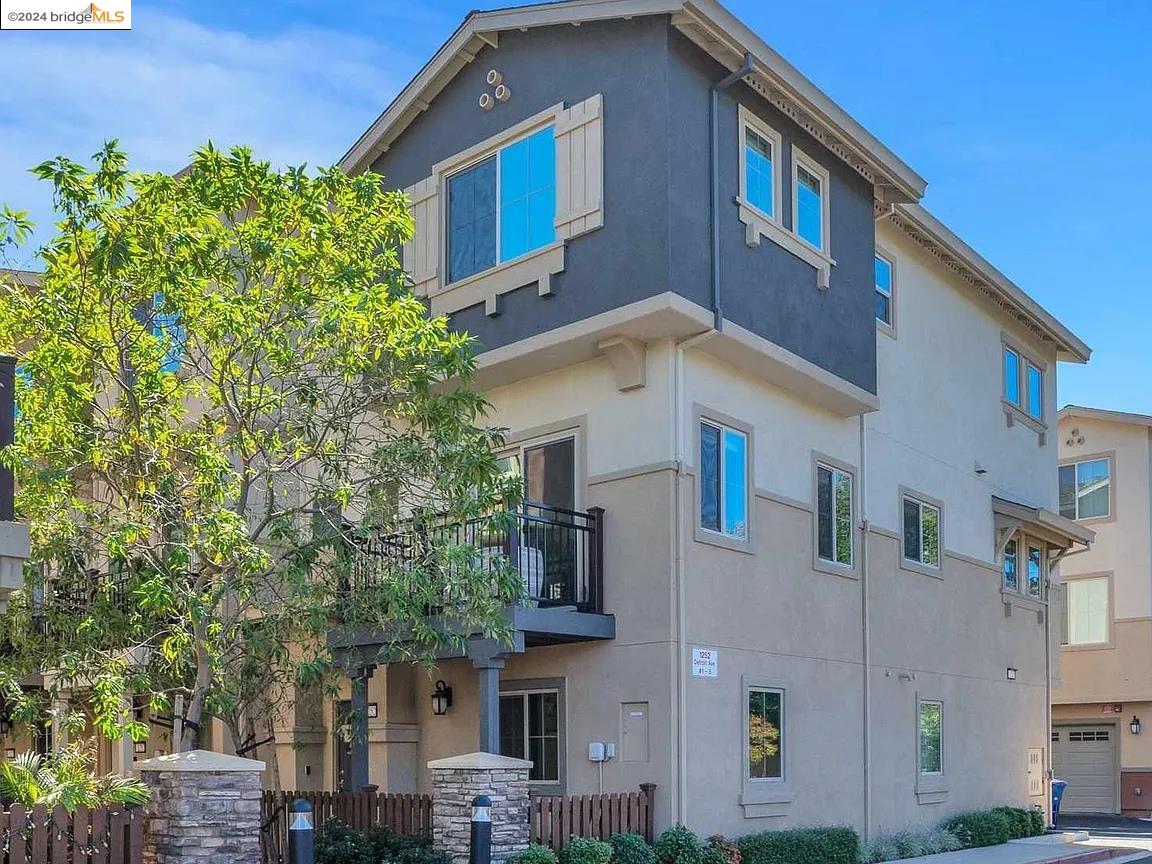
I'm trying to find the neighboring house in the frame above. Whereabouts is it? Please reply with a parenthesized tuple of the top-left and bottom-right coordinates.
(309, 0, 1093, 839)
(0, 269, 34, 615)
(1052, 406, 1152, 815)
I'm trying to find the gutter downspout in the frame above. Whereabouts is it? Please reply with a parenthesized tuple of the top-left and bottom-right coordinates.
(671, 329, 719, 824)
(710, 53, 755, 331)
(859, 413, 872, 841)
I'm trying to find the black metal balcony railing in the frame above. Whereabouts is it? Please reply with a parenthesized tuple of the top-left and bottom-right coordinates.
(347, 502, 605, 614)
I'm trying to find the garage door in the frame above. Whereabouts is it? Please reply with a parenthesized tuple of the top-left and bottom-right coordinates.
(1052, 725, 1118, 813)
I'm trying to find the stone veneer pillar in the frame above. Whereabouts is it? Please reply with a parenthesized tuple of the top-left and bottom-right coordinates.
(429, 752, 532, 864)
(136, 750, 265, 864)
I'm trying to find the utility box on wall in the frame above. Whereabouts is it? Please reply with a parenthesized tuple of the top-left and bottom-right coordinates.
(621, 702, 649, 763)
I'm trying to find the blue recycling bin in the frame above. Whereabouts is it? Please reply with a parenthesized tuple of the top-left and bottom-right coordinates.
(1051, 779, 1068, 826)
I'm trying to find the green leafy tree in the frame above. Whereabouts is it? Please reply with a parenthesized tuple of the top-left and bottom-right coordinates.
(0, 142, 521, 759)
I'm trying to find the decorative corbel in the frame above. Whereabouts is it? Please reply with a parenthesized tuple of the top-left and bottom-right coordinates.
(598, 335, 647, 392)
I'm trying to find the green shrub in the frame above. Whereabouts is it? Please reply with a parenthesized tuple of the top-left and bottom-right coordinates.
(700, 846, 725, 864)
(609, 834, 656, 864)
(738, 827, 858, 864)
(316, 820, 372, 864)
(943, 810, 1012, 848)
(566, 837, 613, 864)
(315, 820, 445, 864)
(654, 826, 703, 864)
(511, 845, 560, 864)
(1026, 807, 1045, 837)
(858, 829, 962, 863)
(858, 834, 899, 864)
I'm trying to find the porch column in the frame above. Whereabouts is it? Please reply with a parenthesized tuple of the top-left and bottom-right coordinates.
(350, 664, 375, 790)
(469, 639, 506, 754)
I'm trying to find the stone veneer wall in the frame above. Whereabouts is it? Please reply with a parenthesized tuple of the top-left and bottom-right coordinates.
(137, 750, 265, 864)
(430, 752, 532, 864)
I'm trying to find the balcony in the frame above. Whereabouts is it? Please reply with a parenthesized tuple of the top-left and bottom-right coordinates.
(336, 501, 613, 649)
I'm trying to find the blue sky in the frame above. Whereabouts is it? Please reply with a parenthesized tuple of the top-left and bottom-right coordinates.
(1, 0, 1148, 411)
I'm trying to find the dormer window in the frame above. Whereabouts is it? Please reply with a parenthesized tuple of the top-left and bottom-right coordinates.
(446, 125, 556, 284)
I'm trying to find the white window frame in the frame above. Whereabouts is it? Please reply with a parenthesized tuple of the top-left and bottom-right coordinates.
(694, 406, 753, 551)
(874, 249, 896, 336)
(1059, 454, 1114, 522)
(812, 454, 857, 576)
(1062, 573, 1113, 649)
(443, 122, 557, 287)
(746, 686, 785, 783)
(738, 106, 783, 226)
(791, 146, 831, 257)
(900, 488, 943, 576)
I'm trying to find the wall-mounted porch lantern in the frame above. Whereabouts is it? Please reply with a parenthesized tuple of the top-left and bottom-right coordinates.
(432, 680, 454, 716)
(1132, 715, 1142, 735)
(0, 717, 11, 735)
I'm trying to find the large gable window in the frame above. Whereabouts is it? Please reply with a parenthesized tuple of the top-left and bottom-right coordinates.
(447, 126, 555, 284)
(1059, 457, 1111, 520)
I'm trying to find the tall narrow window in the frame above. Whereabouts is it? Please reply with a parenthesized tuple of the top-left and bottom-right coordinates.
(795, 162, 824, 250)
(1003, 347, 1020, 406)
(817, 463, 853, 567)
(446, 126, 556, 284)
(1066, 577, 1109, 645)
(744, 128, 775, 218)
(903, 495, 941, 569)
(918, 700, 943, 775)
(153, 292, 184, 373)
(875, 253, 893, 327)
(700, 420, 748, 540)
(1027, 544, 1044, 598)
(747, 688, 783, 780)
(1026, 363, 1043, 420)
(1059, 458, 1111, 520)
(1002, 538, 1018, 592)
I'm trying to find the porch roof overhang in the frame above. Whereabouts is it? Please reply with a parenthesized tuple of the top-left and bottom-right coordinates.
(992, 495, 1095, 552)
(337, 0, 926, 204)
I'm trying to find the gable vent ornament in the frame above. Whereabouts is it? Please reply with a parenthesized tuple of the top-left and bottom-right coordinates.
(1065, 428, 1085, 447)
(479, 69, 511, 111)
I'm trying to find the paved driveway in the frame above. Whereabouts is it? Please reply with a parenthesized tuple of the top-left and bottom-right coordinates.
(1057, 813, 1152, 840)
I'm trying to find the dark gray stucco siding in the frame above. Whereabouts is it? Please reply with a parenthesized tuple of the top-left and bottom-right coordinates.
(666, 30, 877, 393)
(371, 17, 674, 352)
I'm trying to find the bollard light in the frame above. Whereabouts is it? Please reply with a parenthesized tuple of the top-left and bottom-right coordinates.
(469, 794, 492, 864)
(289, 798, 316, 864)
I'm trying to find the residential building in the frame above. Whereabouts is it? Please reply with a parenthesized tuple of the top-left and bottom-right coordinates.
(1052, 406, 1152, 815)
(313, 0, 1092, 838)
(0, 270, 34, 617)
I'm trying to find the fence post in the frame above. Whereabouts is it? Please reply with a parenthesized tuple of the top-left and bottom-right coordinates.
(639, 784, 656, 844)
(430, 752, 530, 864)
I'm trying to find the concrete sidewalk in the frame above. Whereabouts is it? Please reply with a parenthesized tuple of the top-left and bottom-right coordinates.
(899, 833, 1152, 864)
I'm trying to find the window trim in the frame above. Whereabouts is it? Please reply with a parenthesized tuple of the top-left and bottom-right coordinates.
(737, 105, 783, 226)
(1000, 333, 1048, 432)
(498, 418, 587, 513)
(693, 405, 754, 553)
(874, 247, 896, 337)
(791, 145, 832, 258)
(1058, 451, 1116, 525)
(811, 452, 859, 578)
(1060, 572, 1114, 651)
(735, 107, 836, 291)
(740, 674, 793, 817)
(915, 694, 948, 803)
(899, 487, 944, 578)
(499, 677, 567, 791)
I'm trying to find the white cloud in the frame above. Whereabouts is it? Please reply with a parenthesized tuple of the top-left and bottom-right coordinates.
(0, 8, 408, 263)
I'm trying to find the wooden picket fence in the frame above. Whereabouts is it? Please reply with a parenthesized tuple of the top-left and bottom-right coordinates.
(0, 804, 142, 864)
(530, 785, 657, 848)
(260, 791, 432, 864)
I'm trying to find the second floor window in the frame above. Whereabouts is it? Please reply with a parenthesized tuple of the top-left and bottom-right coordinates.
(447, 126, 555, 283)
(1003, 346, 1020, 406)
(902, 494, 941, 569)
(744, 127, 776, 219)
(153, 292, 184, 373)
(1026, 543, 1044, 598)
(1064, 576, 1109, 646)
(817, 463, 853, 567)
(875, 253, 893, 327)
(1002, 538, 1018, 591)
(1059, 457, 1111, 520)
(794, 158, 826, 251)
(1003, 343, 1043, 422)
(700, 420, 748, 540)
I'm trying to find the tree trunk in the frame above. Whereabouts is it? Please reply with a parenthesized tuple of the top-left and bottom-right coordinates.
(181, 637, 213, 752)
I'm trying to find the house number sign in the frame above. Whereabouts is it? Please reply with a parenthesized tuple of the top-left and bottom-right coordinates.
(691, 647, 718, 678)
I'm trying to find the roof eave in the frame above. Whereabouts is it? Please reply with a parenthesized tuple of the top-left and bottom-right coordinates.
(1059, 405, 1152, 428)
